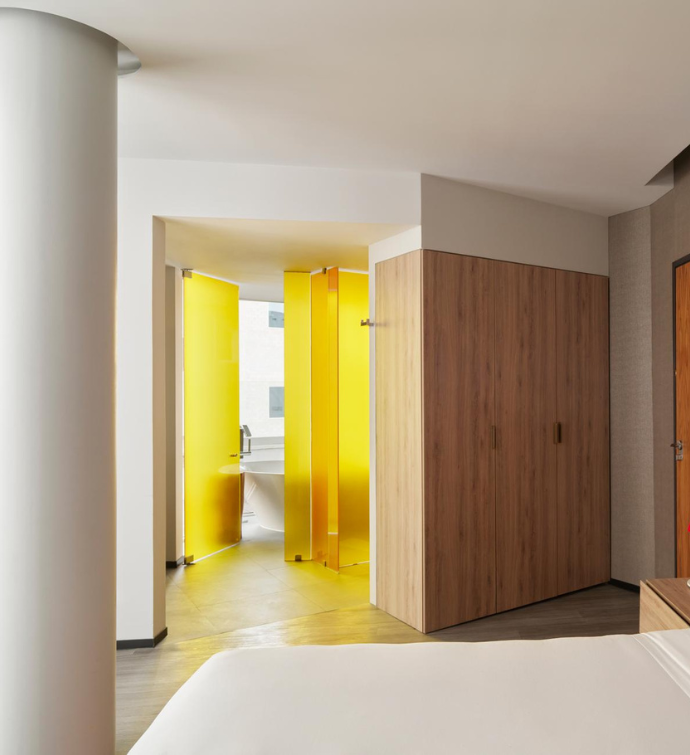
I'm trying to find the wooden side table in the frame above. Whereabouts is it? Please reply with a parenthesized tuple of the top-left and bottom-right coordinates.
(640, 578, 690, 632)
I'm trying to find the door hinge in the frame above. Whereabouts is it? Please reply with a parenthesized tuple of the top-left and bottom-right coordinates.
(671, 440, 684, 461)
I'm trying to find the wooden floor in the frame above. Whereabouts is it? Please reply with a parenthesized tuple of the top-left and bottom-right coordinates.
(164, 522, 370, 644)
(117, 583, 638, 753)
(432, 583, 639, 641)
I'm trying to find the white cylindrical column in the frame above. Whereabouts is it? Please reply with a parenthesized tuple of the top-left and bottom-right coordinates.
(0, 9, 118, 754)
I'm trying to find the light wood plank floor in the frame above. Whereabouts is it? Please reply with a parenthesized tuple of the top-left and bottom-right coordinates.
(117, 584, 639, 754)
(164, 522, 370, 644)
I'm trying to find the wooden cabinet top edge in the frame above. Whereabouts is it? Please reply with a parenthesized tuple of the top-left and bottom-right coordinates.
(418, 249, 609, 279)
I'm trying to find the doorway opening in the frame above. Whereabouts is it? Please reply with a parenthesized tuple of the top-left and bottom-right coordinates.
(161, 218, 409, 644)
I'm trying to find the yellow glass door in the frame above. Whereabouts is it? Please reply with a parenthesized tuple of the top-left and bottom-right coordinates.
(337, 271, 369, 567)
(284, 272, 312, 562)
(311, 268, 370, 570)
(311, 271, 330, 565)
(184, 273, 241, 561)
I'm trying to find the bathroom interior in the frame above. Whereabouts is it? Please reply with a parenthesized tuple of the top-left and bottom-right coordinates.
(238, 299, 287, 539)
(164, 224, 374, 643)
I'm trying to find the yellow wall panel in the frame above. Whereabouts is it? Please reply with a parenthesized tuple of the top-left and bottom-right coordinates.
(184, 273, 241, 561)
(284, 272, 312, 561)
(337, 272, 370, 566)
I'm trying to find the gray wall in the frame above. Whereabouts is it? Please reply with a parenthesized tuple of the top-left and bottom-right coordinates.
(609, 208, 655, 584)
(421, 174, 609, 275)
(609, 150, 690, 583)
(650, 190, 677, 577)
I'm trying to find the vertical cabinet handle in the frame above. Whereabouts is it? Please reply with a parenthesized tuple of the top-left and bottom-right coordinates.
(491, 425, 497, 450)
(553, 422, 562, 445)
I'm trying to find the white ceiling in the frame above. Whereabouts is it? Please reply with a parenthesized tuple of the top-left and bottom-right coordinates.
(163, 217, 413, 301)
(14, 1, 690, 215)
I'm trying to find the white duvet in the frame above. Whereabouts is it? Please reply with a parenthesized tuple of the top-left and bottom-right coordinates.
(130, 630, 690, 754)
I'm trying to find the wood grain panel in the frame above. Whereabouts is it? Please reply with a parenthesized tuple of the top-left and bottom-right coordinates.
(375, 251, 424, 631)
(556, 271, 610, 593)
(495, 262, 558, 612)
(676, 262, 690, 578)
(422, 250, 496, 632)
(647, 578, 690, 624)
(639, 581, 690, 633)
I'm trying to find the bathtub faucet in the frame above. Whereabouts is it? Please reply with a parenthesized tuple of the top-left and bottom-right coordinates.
(240, 425, 252, 457)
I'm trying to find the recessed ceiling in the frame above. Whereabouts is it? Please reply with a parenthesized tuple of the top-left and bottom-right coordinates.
(163, 217, 414, 301)
(16, 1, 690, 215)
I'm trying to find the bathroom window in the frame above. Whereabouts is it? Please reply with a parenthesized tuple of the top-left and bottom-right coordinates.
(269, 386, 284, 418)
(239, 299, 284, 442)
(268, 303, 284, 328)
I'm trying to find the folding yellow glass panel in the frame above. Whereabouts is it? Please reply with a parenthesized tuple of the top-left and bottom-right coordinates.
(284, 272, 312, 562)
(337, 271, 370, 567)
(327, 268, 340, 570)
(311, 268, 370, 570)
(311, 270, 330, 566)
(184, 273, 241, 561)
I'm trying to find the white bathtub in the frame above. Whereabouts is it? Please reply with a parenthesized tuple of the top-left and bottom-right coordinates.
(241, 460, 284, 532)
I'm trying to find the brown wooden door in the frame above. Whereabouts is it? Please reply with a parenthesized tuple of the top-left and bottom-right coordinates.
(495, 262, 558, 612)
(556, 271, 610, 593)
(422, 250, 496, 631)
(676, 262, 690, 578)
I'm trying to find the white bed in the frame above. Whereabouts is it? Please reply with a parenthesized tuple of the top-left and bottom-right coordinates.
(130, 630, 690, 754)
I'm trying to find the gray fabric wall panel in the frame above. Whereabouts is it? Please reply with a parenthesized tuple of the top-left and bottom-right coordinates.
(609, 208, 656, 584)
(650, 190, 676, 577)
(609, 149, 690, 584)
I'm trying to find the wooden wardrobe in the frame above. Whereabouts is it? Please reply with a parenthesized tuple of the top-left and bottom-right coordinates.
(376, 249, 609, 633)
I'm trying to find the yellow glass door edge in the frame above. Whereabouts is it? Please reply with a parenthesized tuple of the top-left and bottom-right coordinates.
(184, 272, 241, 561)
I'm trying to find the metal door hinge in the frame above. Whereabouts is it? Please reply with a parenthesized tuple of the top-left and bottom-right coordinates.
(672, 440, 684, 461)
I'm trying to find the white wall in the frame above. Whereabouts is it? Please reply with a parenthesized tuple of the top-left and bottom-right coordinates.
(421, 174, 609, 275)
(117, 158, 421, 640)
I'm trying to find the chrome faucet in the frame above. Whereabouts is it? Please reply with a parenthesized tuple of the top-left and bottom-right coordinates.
(240, 425, 252, 457)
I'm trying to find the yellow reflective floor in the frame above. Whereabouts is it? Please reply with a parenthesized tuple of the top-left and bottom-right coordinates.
(164, 521, 370, 645)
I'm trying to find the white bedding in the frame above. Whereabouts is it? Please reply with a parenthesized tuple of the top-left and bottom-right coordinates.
(130, 630, 690, 754)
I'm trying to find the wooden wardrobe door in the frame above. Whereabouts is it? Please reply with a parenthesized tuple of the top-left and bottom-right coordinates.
(495, 262, 558, 612)
(556, 271, 610, 593)
(422, 250, 496, 632)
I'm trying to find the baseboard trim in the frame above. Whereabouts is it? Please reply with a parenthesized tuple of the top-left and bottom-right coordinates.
(117, 627, 168, 650)
(609, 578, 640, 593)
(166, 557, 185, 568)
